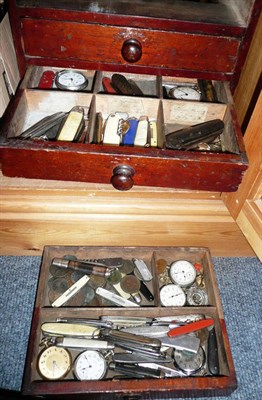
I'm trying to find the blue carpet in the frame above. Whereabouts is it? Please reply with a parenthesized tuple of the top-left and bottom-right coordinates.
(0, 256, 261, 399)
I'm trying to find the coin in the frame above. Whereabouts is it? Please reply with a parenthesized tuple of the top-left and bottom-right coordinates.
(49, 277, 69, 293)
(71, 270, 85, 283)
(120, 259, 135, 275)
(120, 274, 141, 294)
(88, 275, 106, 289)
(107, 269, 122, 285)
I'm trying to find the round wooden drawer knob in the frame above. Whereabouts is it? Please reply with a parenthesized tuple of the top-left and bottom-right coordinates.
(111, 165, 135, 191)
(121, 39, 142, 63)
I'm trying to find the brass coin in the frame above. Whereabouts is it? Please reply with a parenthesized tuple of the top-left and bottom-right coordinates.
(120, 274, 141, 294)
(156, 259, 167, 274)
(120, 259, 135, 275)
(88, 274, 106, 289)
(107, 269, 122, 285)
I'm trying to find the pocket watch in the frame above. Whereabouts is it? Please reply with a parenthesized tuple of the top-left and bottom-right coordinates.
(159, 283, 186, 306)
(173, 346, 206, 375)
(169, 85, 201, 101)
(37, 346, 71, 380)
(55, 70, 88, 91)
(169, 260, 197, 287)
(74, 350, 107, 380)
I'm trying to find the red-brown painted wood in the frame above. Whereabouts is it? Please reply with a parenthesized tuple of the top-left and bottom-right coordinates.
(0, 140, 247, 192)
(21, 19, 240, 75)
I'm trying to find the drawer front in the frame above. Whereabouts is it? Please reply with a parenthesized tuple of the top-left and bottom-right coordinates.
(1, 144, 247, 192)
(21, 19, 240, 74)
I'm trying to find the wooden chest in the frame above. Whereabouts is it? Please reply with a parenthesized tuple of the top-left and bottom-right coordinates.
(0, 1, 260, 192)
(22, 245, 237, 399)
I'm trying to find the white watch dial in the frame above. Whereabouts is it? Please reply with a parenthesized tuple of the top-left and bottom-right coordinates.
(160, 284, 186, 307)
(171, 86, 201, 101)
(74, 350, 107, 380)
(55, 70, 88, 91)
(169, 260, 196, 287)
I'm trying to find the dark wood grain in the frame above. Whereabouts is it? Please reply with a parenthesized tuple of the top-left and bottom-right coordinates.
(21, 19, 240, 75)
(0, 141, 247, 192)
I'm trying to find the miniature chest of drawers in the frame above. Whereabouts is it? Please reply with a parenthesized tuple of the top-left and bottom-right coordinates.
(0, 1, 260, 192)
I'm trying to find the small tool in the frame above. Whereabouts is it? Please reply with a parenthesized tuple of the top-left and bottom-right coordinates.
(109, 362, 164, 378)
(41, 322, 99, 338)
(95, 287, 139, 307)
(51, 258, 111, 277)
(138, 363, 186, 378)
(113, 352, 172, 364)
(207, 326, 220, 375)
(132, 258, 153, 281)
(55, 337, 114, 350)
(51, 274, 90, 307)
(168, 318, 214, 337)
(100, 328, 161, 351)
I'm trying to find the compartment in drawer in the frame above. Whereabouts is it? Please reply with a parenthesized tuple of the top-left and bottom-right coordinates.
(25, 66, 96, 92)
(95, 71, 160, 98)
(22, 245, 237, 398)
(37, 246, 215, 309)
(87, 94, 164, 148)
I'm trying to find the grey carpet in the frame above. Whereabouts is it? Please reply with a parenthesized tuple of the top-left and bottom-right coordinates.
(0, 256, 261, 399)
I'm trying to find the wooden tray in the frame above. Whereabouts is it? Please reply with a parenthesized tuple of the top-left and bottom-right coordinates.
(22, 246, 237, 399)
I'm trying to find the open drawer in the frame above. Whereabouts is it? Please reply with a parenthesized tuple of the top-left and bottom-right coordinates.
(0, 67, 248, 191)
(22, 245, 237, 399)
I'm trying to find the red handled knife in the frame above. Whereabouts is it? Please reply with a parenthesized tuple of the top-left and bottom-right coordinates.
(168, 318, 214, 337)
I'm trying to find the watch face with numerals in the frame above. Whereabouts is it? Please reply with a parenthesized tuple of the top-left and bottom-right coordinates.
(37, 346, 71, 380)
(169, 260, 197, 287)
(74, 350, 107, 380)
(159, 284, 186, 306)
(55, 70, 88, 91)
(169, 86, 201, 101)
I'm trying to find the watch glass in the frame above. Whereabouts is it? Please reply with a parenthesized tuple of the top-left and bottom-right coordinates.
(169, 260, 197, 287)
(55, 70, 88, 91)
(37, 346, 71, 380)
(159, 283, 186, 307)
(170, 86, 201, 101)
(174, 346, 206, 375)
(74, 350, 107, 380)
